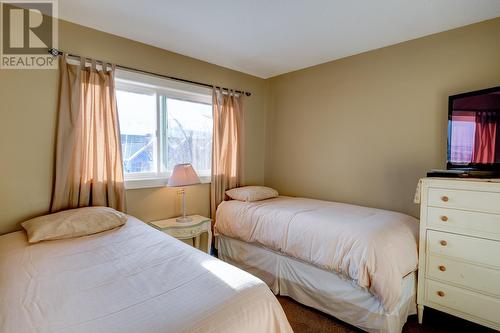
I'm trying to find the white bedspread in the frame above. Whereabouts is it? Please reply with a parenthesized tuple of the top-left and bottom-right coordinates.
(215, 196, 419, 312)
(0, 216, 292, 333)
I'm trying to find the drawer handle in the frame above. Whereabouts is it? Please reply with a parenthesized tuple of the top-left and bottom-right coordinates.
(438, 265, 446, 272)
(440, 215, 448, 222)
(440, 240, 447, 246)
(437, 291, 445, 297)
(441, 196, 449, 202)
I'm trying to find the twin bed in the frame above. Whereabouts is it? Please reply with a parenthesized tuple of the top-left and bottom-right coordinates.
(0, 216, 292, 333)
(1, 191, 419, 333)
(216, 195, 420, 333)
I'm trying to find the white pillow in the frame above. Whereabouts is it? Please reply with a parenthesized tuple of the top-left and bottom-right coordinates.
(21, 206, 127, 243)
(226, 186, 279, 202)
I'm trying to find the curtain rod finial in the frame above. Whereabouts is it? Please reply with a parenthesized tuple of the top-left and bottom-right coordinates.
(48, 48, 60, 56)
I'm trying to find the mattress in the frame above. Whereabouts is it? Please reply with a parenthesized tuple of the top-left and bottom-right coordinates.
(215, 196, 419, 312)
(218, 235, 417, 333)
(0, 216, 292, 333)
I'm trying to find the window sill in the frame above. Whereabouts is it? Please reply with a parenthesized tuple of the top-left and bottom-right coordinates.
(125, 176, 211, 190)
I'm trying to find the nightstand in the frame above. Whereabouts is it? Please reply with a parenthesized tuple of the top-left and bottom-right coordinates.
(149, 215, 212, 254)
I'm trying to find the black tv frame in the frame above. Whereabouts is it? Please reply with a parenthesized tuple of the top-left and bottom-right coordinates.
(446, 85, 500, 171)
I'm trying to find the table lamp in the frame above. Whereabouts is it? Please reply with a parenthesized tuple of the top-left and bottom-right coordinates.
(167, 163, 201, 223)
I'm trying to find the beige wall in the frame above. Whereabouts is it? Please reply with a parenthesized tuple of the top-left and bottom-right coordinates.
(0, 19, 268, 234)
(265, 18, 500, 218)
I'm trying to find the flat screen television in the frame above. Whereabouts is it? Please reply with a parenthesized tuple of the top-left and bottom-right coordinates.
(447, 86, 500, 171)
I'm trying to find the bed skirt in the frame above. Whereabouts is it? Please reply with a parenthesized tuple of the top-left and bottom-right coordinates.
(217, 235, 417, 333)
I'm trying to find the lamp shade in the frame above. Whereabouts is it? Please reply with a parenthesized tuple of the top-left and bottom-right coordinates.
(167, 163, 200, 187)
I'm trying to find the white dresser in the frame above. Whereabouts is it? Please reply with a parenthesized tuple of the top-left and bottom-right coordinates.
(417, 178, 500, 331)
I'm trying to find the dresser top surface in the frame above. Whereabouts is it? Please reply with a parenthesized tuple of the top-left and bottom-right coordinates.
(421, 178, 500, 191)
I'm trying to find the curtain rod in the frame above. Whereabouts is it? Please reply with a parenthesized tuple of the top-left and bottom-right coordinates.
(48, 48, 251, 97)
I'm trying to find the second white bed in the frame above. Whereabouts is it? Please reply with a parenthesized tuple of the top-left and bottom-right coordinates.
(215, 196, 420, 333)
(218, 235, 416, 333)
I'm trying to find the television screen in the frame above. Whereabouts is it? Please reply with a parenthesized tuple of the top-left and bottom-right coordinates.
(447, 86, 500, 169)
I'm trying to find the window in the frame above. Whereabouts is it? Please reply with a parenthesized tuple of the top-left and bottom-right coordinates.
(163, 98, 213, 174)
(117, 88, 157, 175)
(115, 70, 212, 189)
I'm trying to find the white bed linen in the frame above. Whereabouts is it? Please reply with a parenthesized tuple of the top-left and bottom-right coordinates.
(218, 236, 416, 333)
(215, 196, 419, 312)
(0, 216, 292, 333)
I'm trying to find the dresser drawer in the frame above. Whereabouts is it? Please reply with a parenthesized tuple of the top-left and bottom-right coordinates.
(427, 255, 500, 296)
(427, 207, 500, 241)
(427, 230, 500, 268)
(428, 188, 500, 214)
(426, 279, 500, 326)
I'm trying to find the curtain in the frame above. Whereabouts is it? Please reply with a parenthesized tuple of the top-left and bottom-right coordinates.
(472, 111, 497, 164)
(51, 55, 125, 212)
(210, 88, 244, 219)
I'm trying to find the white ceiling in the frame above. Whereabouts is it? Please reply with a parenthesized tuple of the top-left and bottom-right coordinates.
(59, 0, 500, 79)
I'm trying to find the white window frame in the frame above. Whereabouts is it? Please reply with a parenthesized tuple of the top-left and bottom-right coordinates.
(115, 69, 212, 189)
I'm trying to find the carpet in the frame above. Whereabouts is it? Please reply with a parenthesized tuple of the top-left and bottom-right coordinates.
(277, 296, 496, 333)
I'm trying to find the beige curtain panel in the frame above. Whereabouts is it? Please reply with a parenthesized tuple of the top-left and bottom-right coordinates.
(51, 56, 125, 212)
(211, 88, 245, 219)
